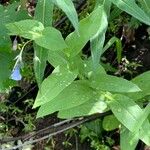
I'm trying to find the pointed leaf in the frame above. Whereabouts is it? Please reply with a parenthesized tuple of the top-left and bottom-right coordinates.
(52, 0, 78, 32)
(33, 45, 48, 85)
(90, 74, 141, 93)
(35, 27, 67, 51)
(6, 19, 44, 40)
(6, 20, 67, 51)
(34, 0, 54, 26)
(90, 1, 111, 70)
(132, 103, 150, 133)
(138, 0, 150, 16)
(48, 51, 69, 68)
(120, 127, 138, 150)
(33, 67, 77, 108)
(111, 0, 150, 25)
(34, 0, 54, 85)
(65, 5, 105, 57)
(128, 71, 150, 100)
(58, 96, 107, 119)
(108, 94, 150, 145)
(37, 81, 97, 118)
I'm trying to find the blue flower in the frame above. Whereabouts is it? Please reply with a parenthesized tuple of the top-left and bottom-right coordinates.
(10, 65, 22, 81)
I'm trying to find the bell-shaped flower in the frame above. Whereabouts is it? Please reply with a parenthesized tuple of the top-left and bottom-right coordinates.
(10, 65, 22, 81)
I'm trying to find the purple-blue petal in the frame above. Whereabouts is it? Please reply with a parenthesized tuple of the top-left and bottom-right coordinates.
(10, 66, 22, 81)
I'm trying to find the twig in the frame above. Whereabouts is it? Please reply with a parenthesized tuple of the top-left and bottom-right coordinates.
(23, 119, 72, 141)
(0, 111, 111, 150)
(0, 119, 72, 143)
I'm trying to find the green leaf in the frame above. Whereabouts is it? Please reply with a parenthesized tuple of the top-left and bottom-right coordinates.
(108, 94, 150, 145)
(52, 0, 78, 32)
(6, 20, 67, 51)
(128, 71, 150, 100)
(102, 115, 120, 131)
(33, 67, 77, 108)
(37, 80, 97, 118)
(6, 19, 44, 40)
(82, 59, 106, 79)
(90, 1, 111, 70)
(48, 51, 69, 68)
(115, 38, 122, 63)
(58, 95, 107, 119)
(34, 0, 54, 86)
(111, 0, 150, 26)
(132, 103, 150, 133)
(138, 0, 150, 16)
(85, 119, 102, 135)
(109, 7, 122, 21)
(33, 44, 48, 85)
(102, 36, 123, 63)
(120, 127, 138, 150)
(0, 34, 11, 51)
(90, 74, 141, 93)
(103, 37, 118, 54)
(65, 5, 105, 57)
(34, 0, 54, 26)
(0, 2, 30, 50)
(0, 51, 14, 91)
(35, 27, 67, 51)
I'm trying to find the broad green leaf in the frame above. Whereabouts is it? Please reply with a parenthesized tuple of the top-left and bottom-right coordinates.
(35, 27, 67, 51)
(48, 51, 69, 68)
(102, 115, 120, 131)
(6, 20, 67, 51)
(132, 103, 150, 133)
(58, 95, 107, 119)
(37, 80, 97, 118)
(52, 0, 78, 32)
(111, 0, 150, 26)
(65, 5, 105, 57)
(108, 94, 150, 145)
(34, 0, 54, 86)
(6, 19, 44, 40)
(120, 127, 138, 150)
(33, 67, 77, 108)
(128, 71, 150, 100)
(90, 74, 141, 93)
(82, 59, 106, 79)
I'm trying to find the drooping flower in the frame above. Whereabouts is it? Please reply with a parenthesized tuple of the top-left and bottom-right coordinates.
(10, 65, 22, 81)
(12, 38, 18, 51)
